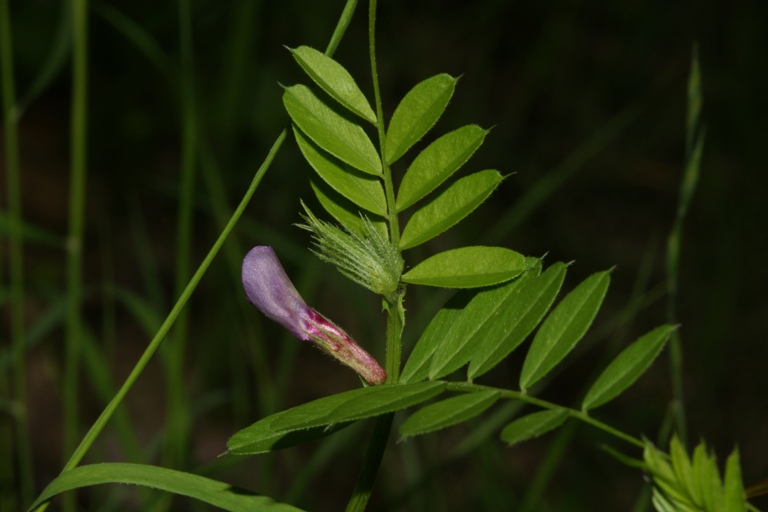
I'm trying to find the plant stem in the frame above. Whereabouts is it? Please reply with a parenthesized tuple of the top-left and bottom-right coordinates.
(446, 382, 645, 449)
(0, 0, 34, 504)
(325, 0, 359, 57)
(62, 1, 88, 510)
(367, 0, 400, 251)
(30, 130, 287, 512)
(345, 2, 404, 510)
(345, 291, 404, 512)
(665, 47, 704, 447)
(68, 128, 284, 469)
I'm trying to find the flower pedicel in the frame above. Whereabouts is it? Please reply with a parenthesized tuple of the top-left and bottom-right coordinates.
(242, 246, 386, 385)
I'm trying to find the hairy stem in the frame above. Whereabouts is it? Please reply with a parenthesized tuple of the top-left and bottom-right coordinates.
(345, 2, 405, 510)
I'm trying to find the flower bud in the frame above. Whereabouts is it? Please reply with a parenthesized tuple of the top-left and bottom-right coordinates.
(242, 246, 386, 385)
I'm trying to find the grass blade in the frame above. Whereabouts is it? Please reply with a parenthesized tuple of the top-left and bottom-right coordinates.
(27, 463, 304, 512)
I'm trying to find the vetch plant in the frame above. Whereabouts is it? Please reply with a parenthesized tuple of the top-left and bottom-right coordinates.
(22, 2, 765, 512)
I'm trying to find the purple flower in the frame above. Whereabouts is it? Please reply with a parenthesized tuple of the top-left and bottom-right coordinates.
(242, 246, 386, 385)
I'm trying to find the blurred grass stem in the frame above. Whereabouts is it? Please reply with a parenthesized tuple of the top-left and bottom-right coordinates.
(62, 1, 89, 510)
(665, 46, 705, 446)
(0, 0, 34, 504)
(160, 0, 197, 483)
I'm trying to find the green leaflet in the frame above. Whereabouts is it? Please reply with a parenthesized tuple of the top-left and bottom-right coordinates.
(427, 263, 540, 380)
(269, 381, 446, 431)
(402, 246, 526, 288)
(396, 124, 489, 211)
(309, 177, 388, 239)
(289, 45, 376, 124)
(399, 390, 499, 439)
(500, 408, 569, 447)
(468, 262, 566, 380)
(670, 436, 698, 507)
(27, 463, 303, 512)
(385, 74, 457, 165)
(399, 291, 475, 384)
(294, 127, 386, 216)
(581, 324, 675, 411)
(227, 404, 352, 455)
(399, 170, 503, 250)
(519, 270, 611, 391)
(643, 437, 747, 512)
(695, 441, 724, 511)
(283, 84, 381, 176)
(724, 450, 746, 512)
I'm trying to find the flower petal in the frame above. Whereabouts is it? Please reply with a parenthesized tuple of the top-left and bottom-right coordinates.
(242, 246, 310, 340)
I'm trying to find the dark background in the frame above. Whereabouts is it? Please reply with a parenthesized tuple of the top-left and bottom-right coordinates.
(3, 0, 767, 510)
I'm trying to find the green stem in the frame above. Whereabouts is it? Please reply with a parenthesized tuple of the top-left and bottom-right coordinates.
(345, 293, 404, 512)
(62, 1, 88, 510)
(0, 0, 34, 504)
(345, 2, 405, 510)
(67, 128, 284, 470)
(324, 0, 358, 57)
(664, 48, 704, 447)
(367, 0, 400, 251)
(446, 382, 644, 449)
